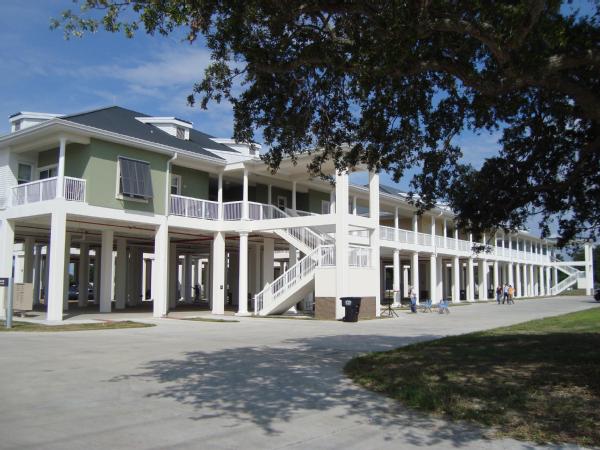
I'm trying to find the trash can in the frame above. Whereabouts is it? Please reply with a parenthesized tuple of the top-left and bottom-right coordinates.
(460, 289, 466, 301)
(340, 297, 361, 322)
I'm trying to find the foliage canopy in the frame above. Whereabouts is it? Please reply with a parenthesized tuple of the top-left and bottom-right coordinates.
(52, 1, 600, 246)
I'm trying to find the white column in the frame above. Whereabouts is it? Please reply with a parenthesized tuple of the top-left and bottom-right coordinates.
(352, 196, 357, 215)
(393, 250, 400, 306)
(369, 170, 381, 316)
(429, 254, 437, 302)
(493, 260, 499, 292)
(394, 207, 399, 241)
(545, 266, 551, 295)
(217, 172, 223, 219)
(335, 170, 350, 319)
(584, 243, 594, 296)
(508, 261, 514, 287)
(529, 264, 535, 296)
(184, 254, 193, 302)
(267, 184, 272, 205)
(480, 260, 488, 300)
(330, 189, 336, 213)
(412, 214, 418, 244)
(47, 213, 66, 321)
(211, 231, 226, 314)
(443, 218, 447, 248)
(23, 236, 34, 283)
(254, 245, 261, 294)
(436, 256, 444, 300)
(402, 264, 409, 298)
(467, 257, 475, 301)
(115, 238, 127, 309)
(516, 263, 522, 297)
(142, 257, 148, 302)
(552, 265, 558, 292)
(452, 256, 460, 303)
(152, 221, 169, 317)
(236, 232, 250, 316)
(242, 167, 249, 220)
(262, 237, 274, 286)
(62, 232, 71, 311)
(411, 251, 419, 304)
(430, 215, 436, 244)
(292, 181, 297, 211)
(32, 244, 42, 305)
(229, 251, 238, 306)
(539, 265, 545, 296)
(0, 219, 15, 318)
(78, 243, 89, 307)
(169, 244, 177, 309)
(99, 230, 113, 313)
(56, 137, 66, 198)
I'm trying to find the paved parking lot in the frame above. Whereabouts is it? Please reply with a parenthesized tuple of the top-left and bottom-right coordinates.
(0, 296, 595, 450)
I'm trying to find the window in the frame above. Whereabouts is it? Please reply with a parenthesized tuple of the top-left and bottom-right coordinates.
(117, 157, 153, 199)
(277, 195, 287, 210)
(17, 163, 32, 184)
(321, 200, 331, 214)
(176, 127, 185, 139)
(171, 174, 181, 195)
(39, 166, 58, 180)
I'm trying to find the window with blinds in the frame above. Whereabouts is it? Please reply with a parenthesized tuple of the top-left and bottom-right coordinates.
(118, 157, 153, 199)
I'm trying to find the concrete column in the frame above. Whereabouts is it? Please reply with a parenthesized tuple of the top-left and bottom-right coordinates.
(99, 230, 113, 313)
(393, 250, 400, 305)
(217, 172, 223, 219)
(412, 214, 418, 244)
(262, 237, 275, 287)
(508, 262, 514, 286)
(78, 243, 89, 307)
(467, 257, 475, 301)
(545, 266, 551, 295)
(335, 170, 350, 319)
(552, 266, 558, 291)
(56, 137, 66, 198)
(443, 218, 448, 248)
(369, 170, 381, 317)
(32, 244, 42, 305)
(169, 243, 177, 309)
(515, 263, 522, 297)
(23, 236, 34, 284)
(237, 232, 250, 316)
(480, 260, 488, 300)
(411, 252, 419, 304)
(152, 222, 169, 317)
(62, 232, 71, 311)
(47, 213, 66, 321)
(292, 181, 297, 211)
(539, 265, 545, 296)
(329, 189, 335, 213)
(115, 238, 127, 309)
(0, 219, 15, 318)
(430, 215, 436, 244)
(242, 168, 249, 219)
(529, 264, 535, 296)
(184, 254, 193, 302)
(584, 243, 594, 296)
(267, 184, 272, 206)
(436, 256, 444, 300)
(493, 260, 499, 292)
(452, 256, 460, 303)
(211, 232, 226, 314)
(429, 254, 437, 302)
(522, 264, 528, 297)
(402, 264, 409, 298)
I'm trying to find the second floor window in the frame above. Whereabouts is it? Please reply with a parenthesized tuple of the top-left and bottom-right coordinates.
(118, 157, 153, 200)
(39, 166, 58, 180)
(171, 174, 181, 195)
(17, 163, 32, 184)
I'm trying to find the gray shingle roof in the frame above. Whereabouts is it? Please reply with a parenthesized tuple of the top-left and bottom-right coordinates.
(62, 106, 238, 159)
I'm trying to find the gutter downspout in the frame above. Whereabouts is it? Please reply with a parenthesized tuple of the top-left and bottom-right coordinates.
(165, 152, 178, 216)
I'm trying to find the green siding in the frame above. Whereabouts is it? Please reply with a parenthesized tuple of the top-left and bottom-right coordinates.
(65, 138, 169, 214)
(254, 184, 268, 204)
(38, 148, 58, 168)
(171, 165, 209, 200)
(308, 189, 330, 213)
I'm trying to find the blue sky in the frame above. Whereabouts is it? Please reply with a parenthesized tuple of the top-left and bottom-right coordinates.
(2, 0, 591, 236)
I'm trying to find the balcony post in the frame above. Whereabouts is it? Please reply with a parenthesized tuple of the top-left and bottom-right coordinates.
(242, 167, 249, 220)
(292, 181, 297, 212)
(56, 137, 66, 198)
(412, 214, 418, 244)
(217, 172, 223, 220)
(443, 218, 447, 248)
(430, 215, 435, 247)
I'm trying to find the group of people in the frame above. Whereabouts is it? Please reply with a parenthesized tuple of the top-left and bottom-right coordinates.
(496, 284, 515, 304)
(408, 287, 450, 314)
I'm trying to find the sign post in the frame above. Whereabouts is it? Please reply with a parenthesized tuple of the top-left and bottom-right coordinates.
(0, 277, 12, 328)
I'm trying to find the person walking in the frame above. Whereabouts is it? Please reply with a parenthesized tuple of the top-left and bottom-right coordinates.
(508, 285, 515, 304)
(496, 285, 502, 304)
(502, 284, 509, 304)
(409, 287, 417, 313)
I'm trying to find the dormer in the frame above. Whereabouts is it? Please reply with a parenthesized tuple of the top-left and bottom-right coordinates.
(135, 116, 193, 140)
(9, 112, 62, 133)
(211, 138, 262, 156)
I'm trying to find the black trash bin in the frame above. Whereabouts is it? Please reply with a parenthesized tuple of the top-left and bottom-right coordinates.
(340, 297, 361, 322)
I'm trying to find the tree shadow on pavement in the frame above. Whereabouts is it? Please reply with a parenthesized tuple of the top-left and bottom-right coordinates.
(108, 333, 544, 448)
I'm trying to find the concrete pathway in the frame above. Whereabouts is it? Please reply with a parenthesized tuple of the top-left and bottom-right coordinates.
(0, 296, 596, 450)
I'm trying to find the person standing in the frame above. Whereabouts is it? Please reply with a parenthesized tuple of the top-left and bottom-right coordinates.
(503, 284, 509, 304)
(496, 285, 502, 304)
(508, 285, 515, 304)
(409, 287, 417, 313)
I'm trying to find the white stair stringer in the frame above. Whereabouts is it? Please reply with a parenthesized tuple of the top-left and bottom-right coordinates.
(254, 245, 335, 316)
(549, 272, 579, 295)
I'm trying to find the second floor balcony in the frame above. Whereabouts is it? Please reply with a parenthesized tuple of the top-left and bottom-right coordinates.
(11, 176, 86, 206)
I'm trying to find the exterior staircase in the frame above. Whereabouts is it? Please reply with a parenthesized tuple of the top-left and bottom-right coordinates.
(549, 258, 584, 295)
(254, 245, 335, 315)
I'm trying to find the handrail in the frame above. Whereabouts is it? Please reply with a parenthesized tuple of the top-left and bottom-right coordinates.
(11, 177, 86, 205)
(170, 195, 219, 220)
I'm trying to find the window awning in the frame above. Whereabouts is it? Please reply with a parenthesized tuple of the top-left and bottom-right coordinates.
(119, 157, 153, 198)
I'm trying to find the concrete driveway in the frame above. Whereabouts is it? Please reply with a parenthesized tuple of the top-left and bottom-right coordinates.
(0, 296, 595, 450)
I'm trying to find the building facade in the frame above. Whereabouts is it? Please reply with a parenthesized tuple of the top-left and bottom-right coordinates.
(0, 107, 594, 321)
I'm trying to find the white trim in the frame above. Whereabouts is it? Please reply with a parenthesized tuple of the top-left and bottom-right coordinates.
(17, 161, 33, 184)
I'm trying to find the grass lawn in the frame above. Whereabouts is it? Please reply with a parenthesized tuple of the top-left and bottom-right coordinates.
(0, 320, 155, 332)
(345, 307, 600, 447)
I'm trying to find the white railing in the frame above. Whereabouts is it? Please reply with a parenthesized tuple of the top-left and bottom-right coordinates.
(223, 201, 243, 220)
(11, 177, 86, 206)
(284, 207, 318, 217)
(417, 232, 432, 246)
(457, 239, 471, 252)
(549, 272, 579, 296)
(248, 202, 288, 220)
(349, 245, 371, 267)
(170, 195, 219, 220)
(284, 226, 326, 250)
(254, 245, 335, 314)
